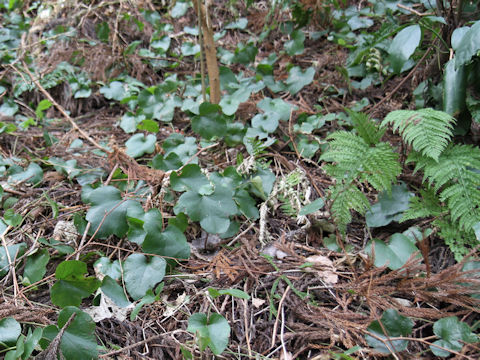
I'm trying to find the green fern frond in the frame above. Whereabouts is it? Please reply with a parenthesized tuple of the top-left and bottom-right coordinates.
(410, 144, 480, 231)
(382, 108, 455, 161)
(346, 109, 385, 145)
(400, 186, 444, 222)
(321, 123, 401, 228)
(436, 218, 478, 261)
(329, 184, 369, 226)
(322, 132, 401, 192)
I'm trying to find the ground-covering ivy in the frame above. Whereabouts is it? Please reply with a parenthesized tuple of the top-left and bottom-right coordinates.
(0, 0, 479, 358)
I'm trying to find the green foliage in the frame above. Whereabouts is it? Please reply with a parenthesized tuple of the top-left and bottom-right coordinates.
(409, 144, 480, 232)
(431, 317, 478, 357)
(187, 313, 231, 355)
(123, 254, 166, 300)
(42, 307, 97, 360)
(366, 309, 413, 354)
(365, 233, 420, 270)
(0, 317, 21, 347)
(50, 261, 101, 308)
(321, 113, 401, 227)
(382, 108, 455, 161)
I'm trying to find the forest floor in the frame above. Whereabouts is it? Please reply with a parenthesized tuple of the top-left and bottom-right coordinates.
(0, 1, 479, 359)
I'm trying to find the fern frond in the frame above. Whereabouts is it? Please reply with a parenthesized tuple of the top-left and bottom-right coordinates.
(329, 184, 369, 226)
(346, 109, 385, 145)
(400, 186, 444, 222)
(410, 144, 480, 231)
(382, 108, 455, 161)
(436, 218, 478, 261)
(322, 132, 401, 192)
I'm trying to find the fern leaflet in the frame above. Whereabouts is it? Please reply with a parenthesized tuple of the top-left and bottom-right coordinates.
(346, 109, 385, 145)
(409, 144, 480, 231)
(382, 108, 455, 161)
(321, 125, 401, 227)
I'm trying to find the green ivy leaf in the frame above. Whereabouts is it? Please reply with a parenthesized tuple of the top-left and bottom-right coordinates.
(50, 261, 101, 308)
(257, 97, 297, 121)
(22, 248, 49, 285)
(101, 276, 131, 308)
(207, 288, 250, 299)
(191, 102, 227, 140)
(366, 183, 414, 227)
(43, 307, 97, 360)
(0, 243, 26, 279)
(0, 317, 21, 347)
(124, 254, 166, 300)
(365, 234, 420, 270)
(187, 313, 231, 355)
(251, 112, 280, 133)
(94, 257, 121, 280)
(127, 207, 163, 245)
(285, 66, 315, 95)
(181, 42, 201, 56)
(174, 185, 238, 234)
(295, 134, 320, 159)
(8, 163, 43, 185)
(142, 224, 190, 262)
(100, 81, 126, 101)
(225, 18, 248, 30)
(388, 25, 421, 74)
(151, 35, 170, 53)
(83, 185, 139, 238)
(125, 133, 156, 158)
(170, 164, 210, 192)
(299, 198, 325, 216)
(366, 309, 413, 354)
(285, 29, 305, 55)
(431, 317, 478, 357)
(119, 112, 146, 133)
(0, 98, 18, 117)
(219, 95, 241, 116)
(171, 1, 189, 18)
(233, 42, 258, 65)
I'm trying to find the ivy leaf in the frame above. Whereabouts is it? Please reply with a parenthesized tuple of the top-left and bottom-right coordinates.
(127, 207, 163, 245)
(142, 224, 190, 261)
(191, 103, 227, 140)
(366, 183, 414, 227)
(125, 133, 156, 158)
(285, 29, 305, 55)
(431, 317, 478, 357)
(101, 276, 131, 308)
(171, 1, 189, 18)
(219, 95, 241, 116)
(187, 313, 231, 355)
(8, 163, 43, 185)
(174, 185, 238, 234)
(207, 288, 250, 299)
(366, 309, 413, 354)
(23, 248, 50, 285)
(124, 254, 166, 300)
(0, 317, 21, 347)
(120, 112, 146, 133)
(100, 81, 126, 101)
(181, 42, 201, 56)
(42, 307, 97, 360)
(251, 112, 280, 133)
(285, 66, 315, 95)
(151, 35, 170, 53)
(94, 257, 121, 280)
(50, 261, 101, 308)
(365, 234, 420, 270)
(0, 243, 26, 279)
(170, 164, 210, 192)
(83, 185, 139, 239)
(257, 98, 297, 121)
(388, 25, 421, 74)
(299, 198, 325, 216)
